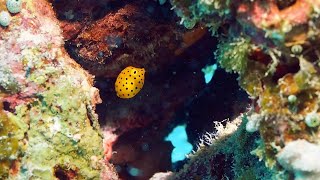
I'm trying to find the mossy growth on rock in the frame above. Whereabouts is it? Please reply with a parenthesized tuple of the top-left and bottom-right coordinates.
(215, 37, 251, 75)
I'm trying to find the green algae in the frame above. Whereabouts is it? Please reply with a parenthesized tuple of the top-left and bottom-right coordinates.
(17, 65, 104, 179)
(0, 103, 25, 178)
(1, 46, 103, 180)
(216, 37, 251, 75)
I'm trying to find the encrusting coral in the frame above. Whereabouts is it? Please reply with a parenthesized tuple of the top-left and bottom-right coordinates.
(162, 0, 320, 179)
(2, 0, 320, 179)
(0, 0, 118, 179)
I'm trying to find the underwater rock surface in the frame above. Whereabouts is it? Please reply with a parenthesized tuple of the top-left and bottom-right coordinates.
(0, 0, 118, 179)
(60, 0, 192, 78)
(162, 0, 320, 179)
(2, 0, 320, 180)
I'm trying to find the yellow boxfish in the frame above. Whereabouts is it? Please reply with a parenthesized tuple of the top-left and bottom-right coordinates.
(115, 66, 145, 98)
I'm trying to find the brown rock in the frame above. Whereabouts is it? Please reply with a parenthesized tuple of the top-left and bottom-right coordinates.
(63, 1, 187, 77)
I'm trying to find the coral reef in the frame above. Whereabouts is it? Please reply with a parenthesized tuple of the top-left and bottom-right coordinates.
(99, 35, 216, 179)
(110, 128, 173, 179)
(164, 0, 320, 179)
(52, 1, 249, 178)
(60, 0, 189, 78)
(277, 139, 320, 179)
(0, 0, 118, 179)
(3, 0, 318, 179)
(2, 0, 232, 179)
(172, 118, 273, 179)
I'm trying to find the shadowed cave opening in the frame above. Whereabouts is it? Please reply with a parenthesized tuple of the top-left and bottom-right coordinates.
(94, 32, 249, 179)
(55, 0, 250, 179)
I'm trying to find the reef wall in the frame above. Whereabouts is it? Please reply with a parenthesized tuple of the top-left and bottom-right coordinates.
(2, 0, 319, 179)
(161, 0, 320, 179)
(0, 0, 118, 179)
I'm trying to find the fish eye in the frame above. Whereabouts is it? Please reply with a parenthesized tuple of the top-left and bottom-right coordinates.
(130, 69, 139, 76)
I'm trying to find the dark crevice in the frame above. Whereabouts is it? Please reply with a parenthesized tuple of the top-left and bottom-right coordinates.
(3, 101, 14, 113)
(276, 0, 297, 10)
(52, 0, 128, 22)
(54, 165, 77, 180)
